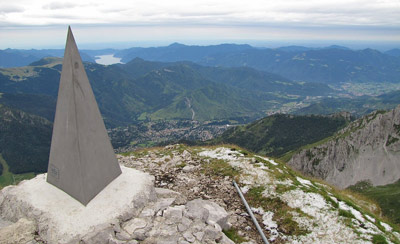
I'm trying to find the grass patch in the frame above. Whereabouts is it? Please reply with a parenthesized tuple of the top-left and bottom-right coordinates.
(223, 228, 246, 243)
(372, 234, 388, 244)
(246, 186, 309, 236)
(275, 184, 296, 194)
(348, 180, 400, 225)
(201, 158, 240, 178)
(0, 154, 35, 189)
(338, 209, 355, 219)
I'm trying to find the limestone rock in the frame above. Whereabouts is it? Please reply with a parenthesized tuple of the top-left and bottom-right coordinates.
(0, 218, 36, 244)
(185, 199, 210, 222)
(185, 199, 230, 230)
(289, 105, 400, 188)
(123, 218, 148, 235)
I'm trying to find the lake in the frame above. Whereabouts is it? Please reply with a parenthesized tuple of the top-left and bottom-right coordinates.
(95, 55, 123, 65)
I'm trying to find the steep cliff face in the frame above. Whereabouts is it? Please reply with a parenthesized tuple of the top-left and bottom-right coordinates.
(288, 105, 400, 188)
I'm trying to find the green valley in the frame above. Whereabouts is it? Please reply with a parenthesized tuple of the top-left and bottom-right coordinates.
(349, 180, 400, 225)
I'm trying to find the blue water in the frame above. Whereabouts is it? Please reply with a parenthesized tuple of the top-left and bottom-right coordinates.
(95, 55, 123, 65)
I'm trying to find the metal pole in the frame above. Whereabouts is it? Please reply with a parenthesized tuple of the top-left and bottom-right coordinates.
(233, 180, 269, 244)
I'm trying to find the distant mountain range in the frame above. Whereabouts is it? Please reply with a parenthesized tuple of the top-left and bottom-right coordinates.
(0, 49, 95, 67)
(2, 44, 399, 85)
(115, 44, 400, 84)
(385, 48, 400, 57)
(1, 43, 399, 227)
(0, 57, 335, 127)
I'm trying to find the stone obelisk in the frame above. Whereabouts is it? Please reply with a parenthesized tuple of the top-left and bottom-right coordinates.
(47, 27, 122, 205)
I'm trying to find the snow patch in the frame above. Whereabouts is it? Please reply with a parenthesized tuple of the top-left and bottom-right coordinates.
(240, 185, 250, 194)
(338, 201, 365, 222)
(296, 177, 314, 187)
(281, 189, 328, 217)
(262, 211, 279, 242)
(381, 222, 392, 232)
(393, 232, 400, 240)
(365, 215, 375, 223)
(330, 196, 338, 203)
(255, 162, 269, 170)
(198, 148, 243, 161)
(251, 207, 279, 242)
(259, 156, 278, 165)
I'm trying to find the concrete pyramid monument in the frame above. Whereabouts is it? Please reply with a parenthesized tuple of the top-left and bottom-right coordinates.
(47, 27, 122, 205)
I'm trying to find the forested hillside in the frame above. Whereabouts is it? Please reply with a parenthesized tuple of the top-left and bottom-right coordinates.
(0, 105, 52, 174)
(212, 113, 350, 157)
(0, 57, 334, 127)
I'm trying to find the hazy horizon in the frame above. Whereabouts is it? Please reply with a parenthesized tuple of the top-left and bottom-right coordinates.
(1, 0, 399, 51)
(1, 39, 399, 52)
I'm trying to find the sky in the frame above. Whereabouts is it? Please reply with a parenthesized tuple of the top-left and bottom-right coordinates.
(0, 0, 399, 50)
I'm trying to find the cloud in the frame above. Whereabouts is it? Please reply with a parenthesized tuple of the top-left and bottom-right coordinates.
(0, 0, 399, 49)
(1, 0, 400, 27)
(0, 4, 24, 14)
(44, 2, 80, 10)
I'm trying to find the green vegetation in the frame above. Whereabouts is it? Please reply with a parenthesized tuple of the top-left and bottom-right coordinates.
(213, 113, 348, 158)
(0, 105, 52, 174)
(338, 209, 355, 219)
(348, 180, 400, 225)
(295, 90, 400, 117)
(246, 186, 309, 236)
(201, 158, 240, 178)
(0, 56, 337, 128)
(0, 154, 35, 189)
(223, 228, 246, 243)
(372, 234, 388, 244)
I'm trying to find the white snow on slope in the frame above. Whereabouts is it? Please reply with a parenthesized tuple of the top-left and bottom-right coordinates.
(296, 176, 314, 187)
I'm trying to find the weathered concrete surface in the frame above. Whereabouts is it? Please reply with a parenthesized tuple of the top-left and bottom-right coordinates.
(47, 26, 121, 205)
(0, 166, 155, 244)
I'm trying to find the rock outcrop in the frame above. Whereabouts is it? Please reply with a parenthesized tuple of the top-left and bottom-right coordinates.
(288, 105, 400, 188)
(0, 164, 234, 244)
(0, 145, 399, 243)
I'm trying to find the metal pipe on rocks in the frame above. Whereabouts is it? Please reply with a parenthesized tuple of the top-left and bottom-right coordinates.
(233, 180, 269, 244)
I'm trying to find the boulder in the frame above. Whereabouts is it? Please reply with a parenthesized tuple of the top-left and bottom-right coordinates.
(185, 199, 230, 230)
(0, 218, 36, 244)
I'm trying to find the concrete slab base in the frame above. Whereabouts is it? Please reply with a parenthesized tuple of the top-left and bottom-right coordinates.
(0, 166, 155, 244)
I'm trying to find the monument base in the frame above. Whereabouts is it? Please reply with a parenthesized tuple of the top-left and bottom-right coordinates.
(0, 166, 155, 244)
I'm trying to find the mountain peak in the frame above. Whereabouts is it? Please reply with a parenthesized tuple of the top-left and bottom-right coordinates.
(28, 57, 62, 67)
(168, 42, 186, 48)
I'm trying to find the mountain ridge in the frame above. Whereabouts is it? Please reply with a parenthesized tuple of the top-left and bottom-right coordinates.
(288, 105, 400, 189)
(0, 57, 333, 126)
(211, 113, 350, 157)
(3, 44, 400, 85)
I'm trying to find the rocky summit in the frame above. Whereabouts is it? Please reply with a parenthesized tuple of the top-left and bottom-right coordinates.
(1, 145, 399, 243)
(289, 105, 400, 189)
